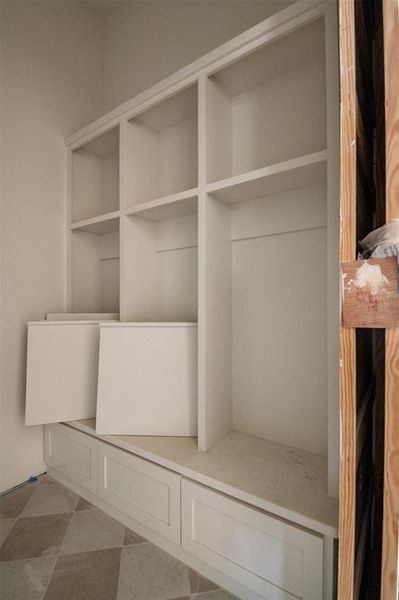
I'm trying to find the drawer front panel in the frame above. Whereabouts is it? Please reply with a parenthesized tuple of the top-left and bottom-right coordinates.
(98, 442, 181, 544)
(182, 479, 323, 600)
(45, 424, 98, 493)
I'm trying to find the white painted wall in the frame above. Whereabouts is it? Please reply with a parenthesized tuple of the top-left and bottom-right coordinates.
(0, 1, 105, 492)
(103, 0, 293, 112)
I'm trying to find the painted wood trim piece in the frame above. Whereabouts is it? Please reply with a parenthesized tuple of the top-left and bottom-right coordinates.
(338, 0, 357, 597)
(381, 0, 399, 597)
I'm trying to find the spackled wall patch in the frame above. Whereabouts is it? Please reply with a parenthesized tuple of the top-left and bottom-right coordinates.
(341, 257, 399, 327)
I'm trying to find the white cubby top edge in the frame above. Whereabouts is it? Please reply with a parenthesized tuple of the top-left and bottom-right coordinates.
(65, 0, 329, 150)
(27, 320, 112, 326)
(99, 322, 198, 328)
(46, 313, 119, 321)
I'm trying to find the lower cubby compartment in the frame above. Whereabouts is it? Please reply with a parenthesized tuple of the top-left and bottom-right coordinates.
(44, 423, 335, 600)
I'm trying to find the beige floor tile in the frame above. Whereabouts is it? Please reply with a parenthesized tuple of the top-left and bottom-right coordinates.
(0, 555, 56, 600)
(44, 547, 121, 600)
(123, 527, 146, 546)
(60, 508, 125, 555)
(117, 543, 191, 600)
(189, 569, 219, 594)
(193, 591, 239, 600)
(75, 497, 95, 511)
(0, 513, 72, 562)
(22, 482, 79, 517)
(0, 485, 36, 519)
(0, 519, 16, 546)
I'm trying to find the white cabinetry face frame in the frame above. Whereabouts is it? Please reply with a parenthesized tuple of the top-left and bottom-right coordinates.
(181, 479, 324, 600)
(45, 424, 98, 494)
(97, 442, 181, 544)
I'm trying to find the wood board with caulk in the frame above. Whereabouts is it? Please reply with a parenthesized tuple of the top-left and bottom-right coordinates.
(341, 257, 399, 328)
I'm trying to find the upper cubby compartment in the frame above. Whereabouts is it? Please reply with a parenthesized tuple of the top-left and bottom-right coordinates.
(70, 217, 120, 314)
(124, 85, 198, 207)
(71, 127, 119, 223)
(206, 19, 326, 184)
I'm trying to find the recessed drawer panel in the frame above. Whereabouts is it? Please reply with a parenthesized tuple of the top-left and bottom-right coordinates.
(45, 424, 98, 493)
(98, 442, 181, 544)
(182, 479, 323, 600)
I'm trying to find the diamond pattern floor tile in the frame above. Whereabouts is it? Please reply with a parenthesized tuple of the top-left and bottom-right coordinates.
(44, 547, 121, 600)
(117, 543, 192, 600)
(123, 527, 146, 546)
(22, 483, 79, 517)
(0, 555, 56, 600)
(0, 513, 72, 562)
(60, 508, 125, 555)
(0, 519, 17, 546)
(0, 485, 36, 519)
(0, 475, 229, 600)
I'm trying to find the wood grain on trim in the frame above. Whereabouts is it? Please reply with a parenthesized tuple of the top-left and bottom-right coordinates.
(338, 0, 357, 598)
(381, 0, 399, 597)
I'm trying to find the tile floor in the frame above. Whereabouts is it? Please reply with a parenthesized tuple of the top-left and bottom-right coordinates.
(0, 474, 236, 600)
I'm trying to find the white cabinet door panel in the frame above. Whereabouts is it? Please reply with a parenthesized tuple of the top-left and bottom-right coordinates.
(45, 424, 98, 493)
(26, 322, 100, 425)
(95, 323, 197, 436)
(98, 442, 181, 544)
(182, 479, 324, 600)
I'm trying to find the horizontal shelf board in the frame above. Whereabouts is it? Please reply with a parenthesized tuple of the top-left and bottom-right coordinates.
(70, 212, 120, 234)
(206, 151, 328, 204)
(125, 189, 198, 221)
(66, 419, 338, 537)
(100, 322, 198, 328)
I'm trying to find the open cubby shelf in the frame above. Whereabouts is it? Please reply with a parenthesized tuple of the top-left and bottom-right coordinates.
(206, 18, 326, 184)
(124, 85, 198, 206)
(123, 198, 198, 322)
(71, 127, 120, 222)
(70, 221, 120, 314)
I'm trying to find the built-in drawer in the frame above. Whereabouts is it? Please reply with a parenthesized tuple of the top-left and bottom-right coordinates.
(98, 442, 181, 544)
(45, 423, 98, 493)
(182, 479, 324, 600)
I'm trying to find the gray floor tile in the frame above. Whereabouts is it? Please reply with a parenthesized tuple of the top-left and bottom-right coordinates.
(0, 485, 36, 519)
(0, 519, 16, 546)
(117, 543, 191, 600)
(0, 555, 56, 600)
(60, 508, 125, 555)
(75, 497, 95, 512)
(0, 513, 72, 562)
(123, 527, 146, 546)
(189, 569, 219, 594)
(193, 591, 239, 600)
(22, 482, 79, 517)
(44, 547, 121, 600)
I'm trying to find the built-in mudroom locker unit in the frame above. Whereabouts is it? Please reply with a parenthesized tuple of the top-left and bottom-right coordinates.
(25, 2, 341, 599)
